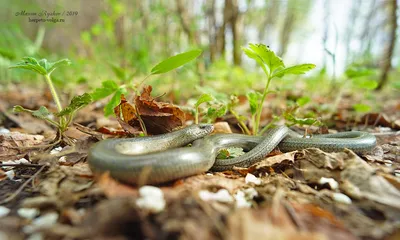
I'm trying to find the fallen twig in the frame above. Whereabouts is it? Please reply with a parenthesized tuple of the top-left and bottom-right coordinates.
(0, 163, 44, 168)
(0, 165, 46, 205)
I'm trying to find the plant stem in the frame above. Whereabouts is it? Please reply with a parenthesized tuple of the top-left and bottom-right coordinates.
(44, 74, 63, 112)
(230, 109, 251, 135)
(195, 107, 199, 124)
(45, 74, 67, 131)
(254, 76, 272, 135)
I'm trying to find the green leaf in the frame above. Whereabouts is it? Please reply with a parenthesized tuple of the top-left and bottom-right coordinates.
(242, 47, 268, 75)
(194, 93, 214, 108)
(32, 106, 51, 119)
(272, 64, 316, 78)
(352, 78, 378, 90)
(9, 57, 47, 75)
(217, 147, 245, 159)
(243, 44, 284, 74)
(345, 67, 375, 79)
(91, 80, 119, 100)
(47, 58, 71, 74)
(246, 91, 262, 115)
(9, 57, 71, 76)
(353, 104, 371, 113)
(56, 93, 92, 117)
(13, 105, 28, 113)
(150, 49, 202, 75)
(296, 96, 311, 107)
(284, 113, 319, 126)
(207, 104, 227, 119)
(13, 105, 51, 120)
(104, 87, 127, 116)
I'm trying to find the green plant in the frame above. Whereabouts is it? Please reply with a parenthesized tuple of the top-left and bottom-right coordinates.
(92, 49, 203, 116)
(193, 93, 227, 124)
(10, 57, 92, 138)
(241, 43, 316, 135)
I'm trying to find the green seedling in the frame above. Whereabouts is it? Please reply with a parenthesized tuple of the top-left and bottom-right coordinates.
(193, 93, 227, 124)
(92, 49, 203, 117)
(10, 57, 92, 138)
(241, 43, 316, 135)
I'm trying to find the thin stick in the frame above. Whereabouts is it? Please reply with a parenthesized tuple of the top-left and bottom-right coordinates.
(0, 163, 43, 168)
(0, 165, 46, 205)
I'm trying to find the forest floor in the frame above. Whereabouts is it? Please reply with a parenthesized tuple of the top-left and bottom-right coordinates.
(0, 85, 399, 240)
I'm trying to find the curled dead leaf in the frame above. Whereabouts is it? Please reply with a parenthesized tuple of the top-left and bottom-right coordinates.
(114, 86, 185, 135)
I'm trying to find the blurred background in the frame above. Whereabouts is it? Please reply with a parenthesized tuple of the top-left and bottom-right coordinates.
(0, 0, 398, 100)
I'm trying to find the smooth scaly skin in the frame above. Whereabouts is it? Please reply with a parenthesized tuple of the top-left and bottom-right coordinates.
(88, 124, 376, 184)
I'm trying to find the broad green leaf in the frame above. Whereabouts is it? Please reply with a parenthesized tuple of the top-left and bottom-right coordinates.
(246, 91, 262, 115)
(104, 87, 127, 116)
(352, 78, 378, 90)
(9, 57, 71, 75)
(32, 106, 51, 119)
(244, 43, 284, 73)
(57, 93, 92, 117)
(353, 104, 371, 113)
(296, 96, 311, 107)
(242, 47, 268, 75)
(272, 64, 316, 78)
(150, 49, 202, 75)
(345, 67, 375, 79)
(38, 59, 49, 71)
(284, 113, 319, 126)
(91, 80, 119, 100)
(9, 57, 47, 75)
(47, 58, 71, 74)
(194, 93, 214, 108)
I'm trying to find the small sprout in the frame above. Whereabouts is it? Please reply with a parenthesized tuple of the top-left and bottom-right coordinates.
(194, 93, 214, 124)
(241, 44, 315, 135)
(10, 57, 91, 138)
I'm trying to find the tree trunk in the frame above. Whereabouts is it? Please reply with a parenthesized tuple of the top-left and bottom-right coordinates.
(206, 0, 217, 63)
(376, 0, 398, 90)
(175, 0, 204, 85)
(229, 0, 241, 65)
(258, 0, 281, 42)
(278, 11, 295, 57)
(176, 0, 199, 45)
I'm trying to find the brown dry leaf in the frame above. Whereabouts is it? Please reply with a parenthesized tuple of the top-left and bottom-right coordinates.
(180, 174, 246, 193)
(340, 150, 400, 208)
(96, 172, 138, 198)
(289, 149, 344, 183)
(290, 203, 358, 240)
(24, 165, 95, 210)
(114, 86, 185, 135)
(0, 132, 45, 160)
(226, 205, 326, 240)
(0, 168, 6, 181)
(361, 113, 399, 130)
(250, 151, 297, 173)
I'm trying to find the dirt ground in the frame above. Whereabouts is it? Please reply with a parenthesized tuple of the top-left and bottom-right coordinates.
(0, 86, 399, 240)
